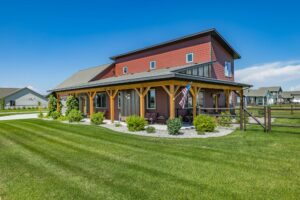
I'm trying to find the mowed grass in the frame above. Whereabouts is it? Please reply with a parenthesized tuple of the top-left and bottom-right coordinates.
(0, 120, 299, 200)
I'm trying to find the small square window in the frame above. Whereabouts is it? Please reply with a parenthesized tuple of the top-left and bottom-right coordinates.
(186, 53, 194, 63)
(123, 66, 128, 74)
(149, 61, 156, 70)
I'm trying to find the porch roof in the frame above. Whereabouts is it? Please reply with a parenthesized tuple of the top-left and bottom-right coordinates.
(49, 63, 251, 93)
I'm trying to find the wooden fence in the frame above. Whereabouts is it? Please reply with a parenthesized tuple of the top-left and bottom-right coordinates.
(197, 105, 300, 132)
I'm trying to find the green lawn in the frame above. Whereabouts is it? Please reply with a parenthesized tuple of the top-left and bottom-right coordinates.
(0, 119, 299, 200)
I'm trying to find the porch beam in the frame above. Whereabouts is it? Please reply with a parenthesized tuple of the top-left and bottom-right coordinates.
(55, 80, 242, 97)
(190, 86, 198, 119)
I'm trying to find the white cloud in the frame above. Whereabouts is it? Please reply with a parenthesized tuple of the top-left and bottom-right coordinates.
(235, 61, 300, 91)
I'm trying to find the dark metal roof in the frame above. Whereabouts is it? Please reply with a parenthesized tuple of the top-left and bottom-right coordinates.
(110, 28, 241, 60)
(0, 88, 21, 99)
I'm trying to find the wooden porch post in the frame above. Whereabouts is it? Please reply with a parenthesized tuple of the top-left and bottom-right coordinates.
(225, 89, 231, 110)
(88, 91, 96, 117)
(239, 89, 244, 131)
(135, 87, 150, 118)
(106, 89, 119, 123)
(190, 86, 199, 120)
(162, 84, 179, 119)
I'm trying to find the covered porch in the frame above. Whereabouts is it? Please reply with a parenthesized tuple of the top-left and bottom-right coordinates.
(55, 79, 245, 129)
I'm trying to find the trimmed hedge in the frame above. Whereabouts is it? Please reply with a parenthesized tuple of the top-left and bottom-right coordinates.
(146, 126, 156, 133)
(167, 118, 182, 135)
(91, 112, 105, 125)
(193, 115, 217, 134)
(217, 112, 232, 127)
(126, 115, 147, 131)
(67, 109, 83, 122)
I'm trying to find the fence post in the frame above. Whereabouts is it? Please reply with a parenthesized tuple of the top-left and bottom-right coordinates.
(268, 106, 272, 132)
(264, 106, 267, 132)
(243, 109, 247, 131)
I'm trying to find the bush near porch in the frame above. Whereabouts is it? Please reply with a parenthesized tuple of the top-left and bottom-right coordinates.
(91, 112, 105, 125)
(193, 115, 217, 134)
(167, 118, 182, 135)
(126, 115, 147, 131)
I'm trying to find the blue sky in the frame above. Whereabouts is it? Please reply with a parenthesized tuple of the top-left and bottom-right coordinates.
(0, 0, 299, 94)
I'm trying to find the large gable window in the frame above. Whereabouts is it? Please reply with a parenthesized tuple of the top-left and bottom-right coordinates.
(96, 93, 107, 108)
(224, 61, 232, 77)
(146, 89, 156, 109)
(186, 53, 194, 63)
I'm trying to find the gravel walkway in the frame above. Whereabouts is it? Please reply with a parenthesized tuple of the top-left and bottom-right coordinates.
(75, 119, 239, 139)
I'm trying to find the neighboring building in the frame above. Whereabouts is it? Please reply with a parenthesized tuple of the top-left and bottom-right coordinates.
(245, 86, 282, 106)
(49, 28, 250, 123)
(0, 87, 48, 109)
(281, 91, 300, 104)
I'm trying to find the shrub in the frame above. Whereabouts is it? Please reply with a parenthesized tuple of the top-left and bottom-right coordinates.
(115, 122, 122, 127)
(193, 115, 217, 134)
(48, 95, 58, 116)
(67, 109, 83, 122)
(51, 111, 61, 120)
(126, 115, 147, 131)
(167, 118, 182, 135)
(236, 113, 249, 124)
(38, 111, 44, 119)
(258, 109, 265, 116)
(66, 95, 79, 116)
(57, 115, 68, 121)
(0, 98, 4, 110)
(91, 112, 105, 125)
(217, 112, 232, 127)
(146, 126, 156, 133)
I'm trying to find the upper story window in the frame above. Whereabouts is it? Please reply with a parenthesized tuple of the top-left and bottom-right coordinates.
(149, 61, 156, 70)
(177, 63, 211, 78)
(146, 89, 156, 109)
(224, 61, 232, 77)
(95, 93, 107, 108)
(186, 53, 194, 63)
(123, 66, 128, 74)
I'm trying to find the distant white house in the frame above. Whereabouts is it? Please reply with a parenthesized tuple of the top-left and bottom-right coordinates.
(244, 86, 282, 106)
(0, 87, 48, 109)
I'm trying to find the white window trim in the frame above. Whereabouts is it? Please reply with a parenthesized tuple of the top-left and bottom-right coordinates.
(123, 66, 128, 74)
(146, 89, 156, 109)
(186, 53, 194, 63)
(149, 61, 156, 70)
(95, 93, 107, 109)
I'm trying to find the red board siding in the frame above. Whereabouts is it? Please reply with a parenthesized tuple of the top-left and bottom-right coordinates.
(114, 36, 212, 76)
(211, 38, 234, 81)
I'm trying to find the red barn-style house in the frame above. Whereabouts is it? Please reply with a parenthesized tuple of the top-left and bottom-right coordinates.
(50, 29, 250, 124)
